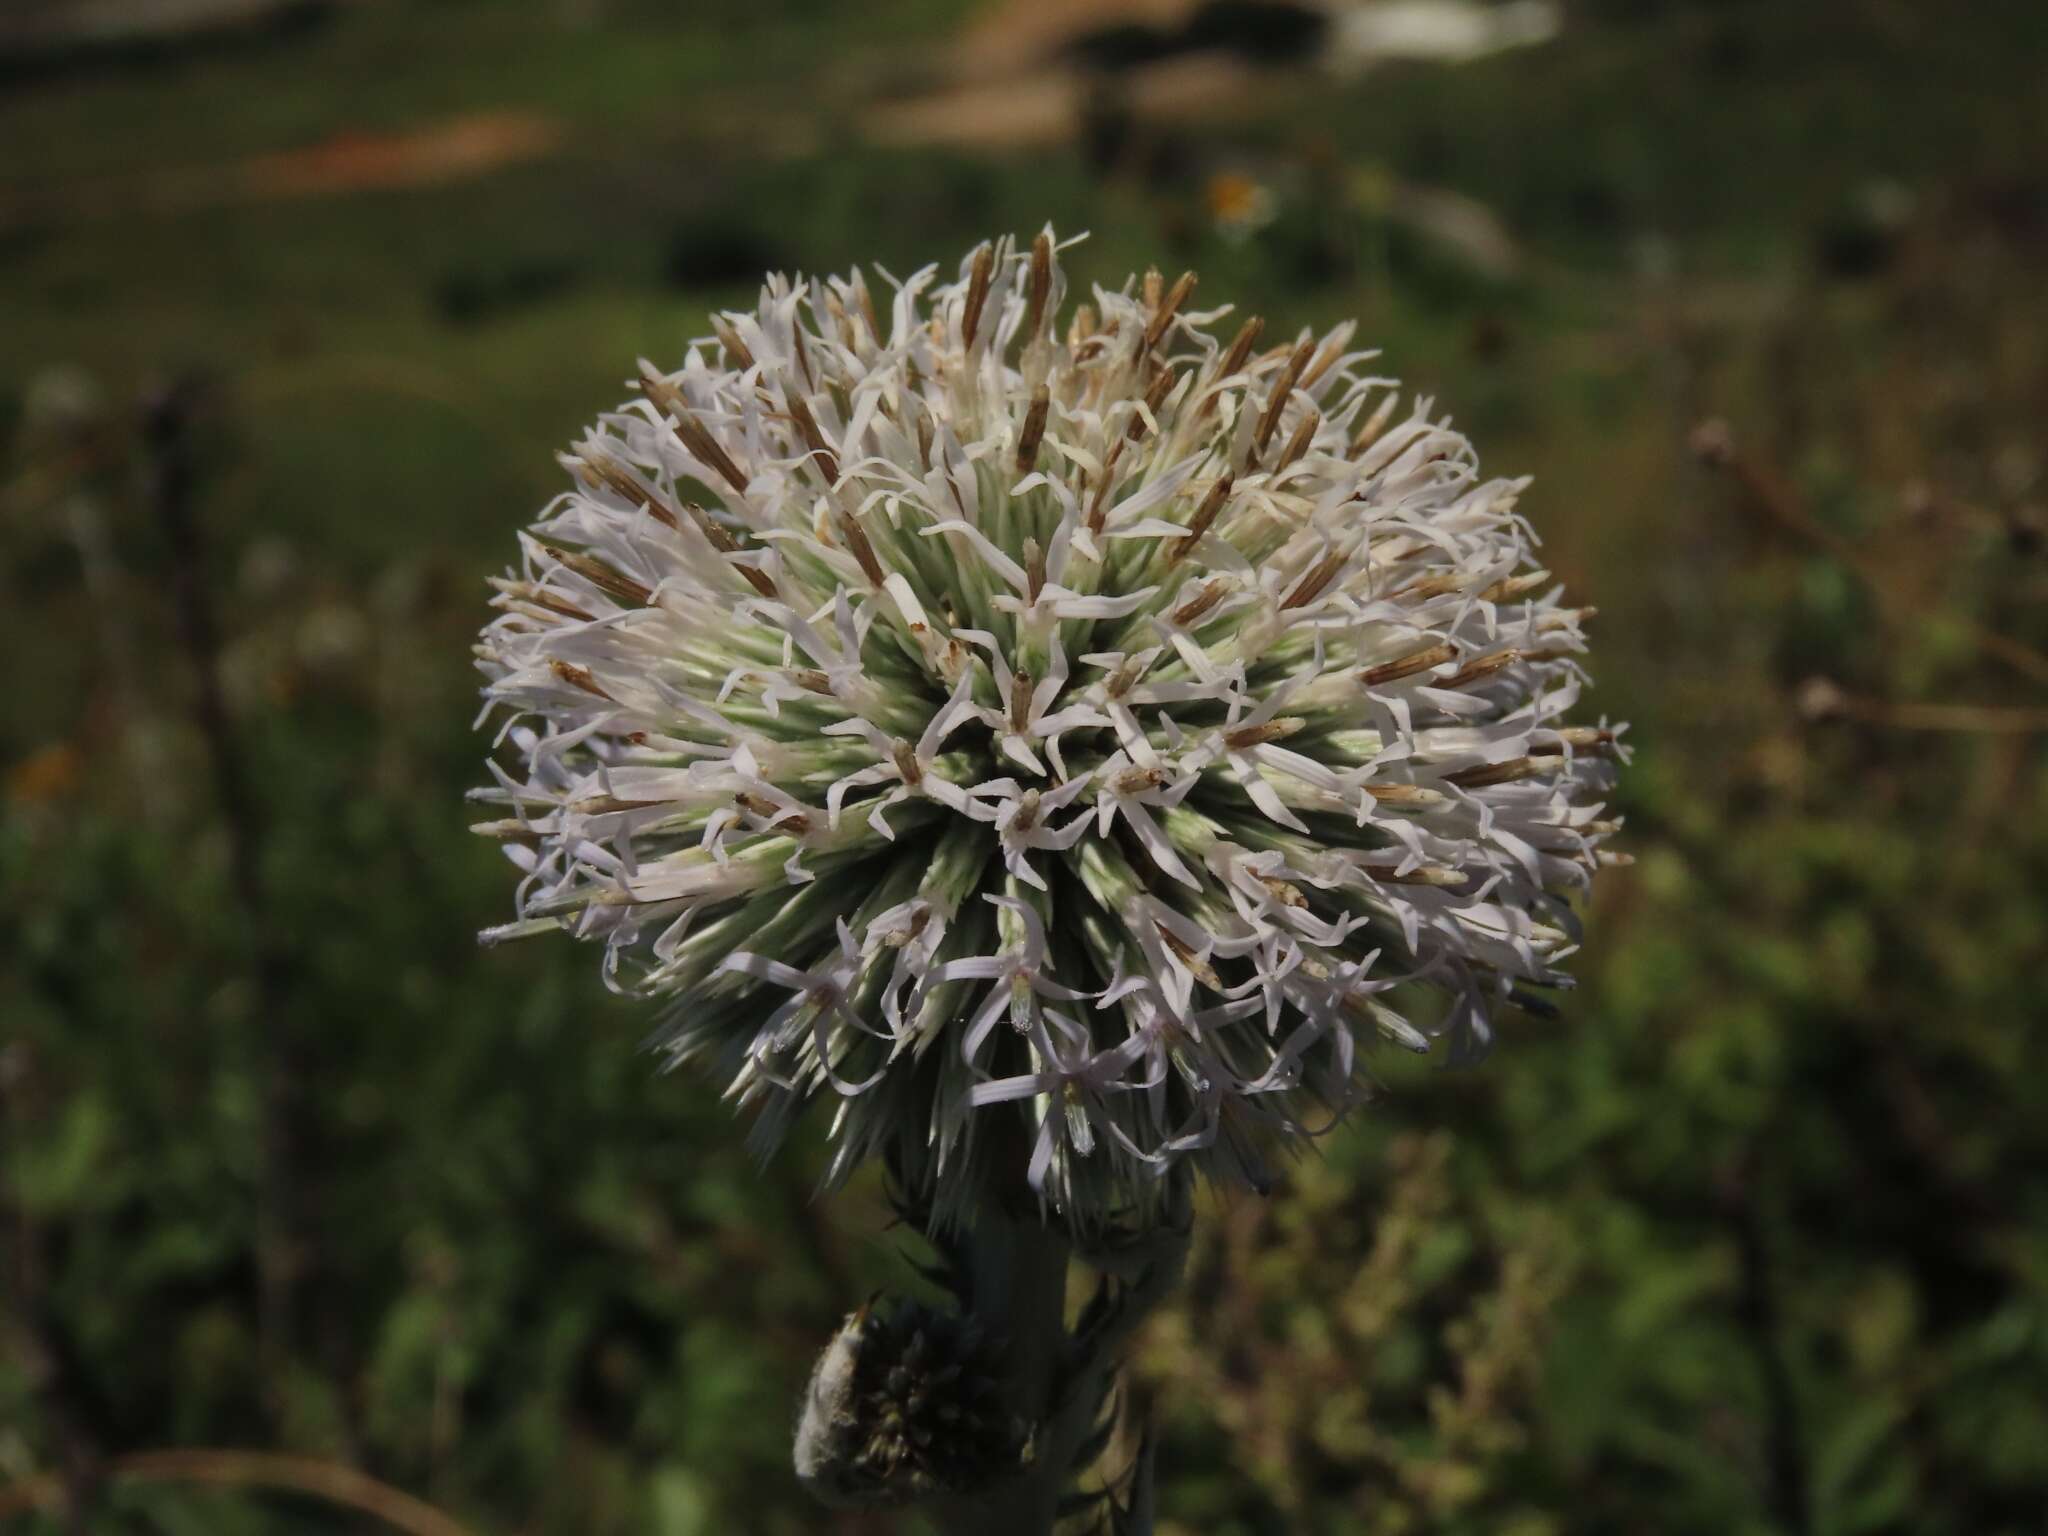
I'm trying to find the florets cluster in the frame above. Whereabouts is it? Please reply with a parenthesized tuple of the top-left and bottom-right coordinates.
(473, 230, 1625, 1228)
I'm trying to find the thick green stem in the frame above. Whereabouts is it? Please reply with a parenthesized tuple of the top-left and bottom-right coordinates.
(940, 1195, 1192, 1536)
(939, 1207, 1073, 1536)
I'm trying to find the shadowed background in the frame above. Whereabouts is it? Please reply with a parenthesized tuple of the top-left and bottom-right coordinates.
(4, 1, 2046, 1532)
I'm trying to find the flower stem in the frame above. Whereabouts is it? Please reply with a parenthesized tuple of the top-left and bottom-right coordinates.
(940, 1205, 1073, 1536)
(793, 1168, 1190, 1528)
(941, 1192, 1192, 1536)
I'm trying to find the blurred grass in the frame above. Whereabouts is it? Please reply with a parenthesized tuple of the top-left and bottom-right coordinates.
(5, 1, 2048, 1533)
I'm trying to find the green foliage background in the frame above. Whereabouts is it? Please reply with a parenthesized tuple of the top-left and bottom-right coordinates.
(4, 2, 2046, 1532)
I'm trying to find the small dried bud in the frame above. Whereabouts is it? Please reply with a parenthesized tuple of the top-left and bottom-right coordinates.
(792, 1304, 1030, 1509)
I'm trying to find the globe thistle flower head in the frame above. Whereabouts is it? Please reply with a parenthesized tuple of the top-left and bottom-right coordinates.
(472, 230, 1626, 1231)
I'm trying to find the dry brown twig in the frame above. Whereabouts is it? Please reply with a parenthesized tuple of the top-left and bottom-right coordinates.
(0, 1450, 477, 1536)
(144, 380, 311, 1423)
(1691, 417, 2048, 690)
(1797, 678, 2048, 734)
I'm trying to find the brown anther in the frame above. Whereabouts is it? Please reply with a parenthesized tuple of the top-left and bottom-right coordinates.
(786, 392, 840, 484)
(1021, 231, 1054, 345)
(1085, 438, 1127, 534)
(1169, 475, 1234, 564)
(790, 668, 834, 694)
(568, 451, 681, 530)
(730, 557, 779, 599)
(1129, 363, 1177, 441)
(1215, 315, 1265, 384)
(1440, 649, 1522, 689)
(636, 360, 686, 417)
(1198, 315, 1264, 423)
(1223, 716, 1304, 750)
(837, 511, 887, 587)
(711, 315, 755, 370)
(1023, 537, 1046, 603)
(1105, 654, 1149, 698)
(1068, 303, 1098, 347)
(1015, 386, 1050, 474)
(542, 544, 653, 607)
(1349, 393, 1399, 456)
(550, 659, 612, 700)
(1009, 670, 1035, 735)
(1442, 757, 1543, 790)
(1281, 547, 1348, 610)
(641, 367, 751, 493)
(571, 793, 656, 815)
(533, 589, 596, 623)
(791, 320, 815, 392)
(1369, 864, 1467, 887)
(914, 402, 935, 473)
(890, 740, 923, 786)
(1141, 270, 1197, 354)
(470, 819, 540, 844)
(1251, 338, 1314, 463)
(1391, 569, 1461, 602)
(1012, 789, 1041, 832)
(1479, 572, 1548, 604)
(1276, 408, 1321, 472)
(1172, 577, 1230, 627)
(961, 242, 995, 350)
(1156, 925, 1223, 990)
(823, 290, 857, 351)
(737, 791, 812, 835)
(1110, 764, 1166, 795)
(1530, 727, 1618, 756)
(1114, 765, 1163, 798)
(852, 272, 882, 350)
(679, 503, 735, 555)
(1363, 783, 1444, 806)
(882, 907, 932, 947)
(499, 581, 594, 623)
(1537, 604, 1598, 632)
(1361, 641, 1458, 687)
(1258, 875, 1308, 908)
(1300, 334, 1344, 391)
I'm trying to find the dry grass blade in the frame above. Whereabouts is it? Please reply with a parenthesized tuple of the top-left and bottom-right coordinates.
(0, 1450, 477, 1536)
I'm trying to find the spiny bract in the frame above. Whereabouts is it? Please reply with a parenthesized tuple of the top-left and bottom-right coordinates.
(472, 230, 1625, 1229)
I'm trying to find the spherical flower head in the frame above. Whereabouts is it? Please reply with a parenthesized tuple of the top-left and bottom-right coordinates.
(472, 231, 1627, 1231)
